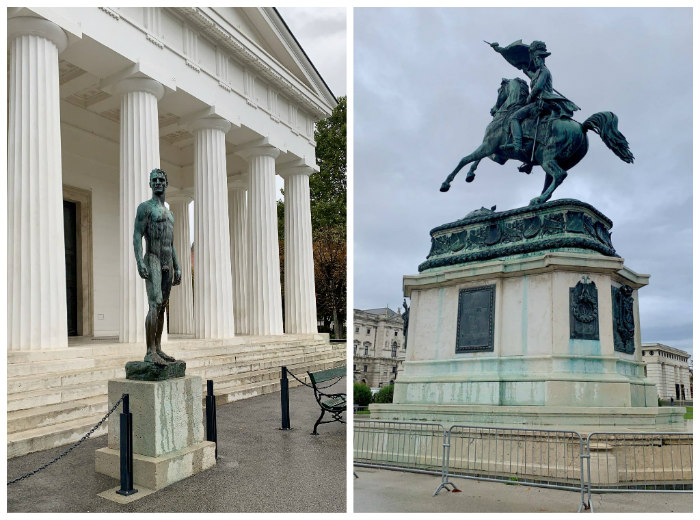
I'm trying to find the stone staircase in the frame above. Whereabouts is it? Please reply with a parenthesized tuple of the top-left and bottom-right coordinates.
(7, 334, 346, 458)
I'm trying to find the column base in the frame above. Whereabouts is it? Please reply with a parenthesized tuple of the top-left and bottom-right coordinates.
(95, 441, 215, 490)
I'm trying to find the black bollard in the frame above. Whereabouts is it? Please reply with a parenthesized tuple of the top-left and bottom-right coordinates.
(116, 394, 137, 496)
(206, 379, 218, 459)
(280, 366, 291, 430)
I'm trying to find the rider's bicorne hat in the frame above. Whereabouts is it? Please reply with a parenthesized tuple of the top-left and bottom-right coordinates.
(529, 40, 551, 58)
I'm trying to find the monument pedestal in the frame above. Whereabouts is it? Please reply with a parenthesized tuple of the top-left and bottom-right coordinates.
(95, 376, 216, 490)
(373, 201, 686, 430)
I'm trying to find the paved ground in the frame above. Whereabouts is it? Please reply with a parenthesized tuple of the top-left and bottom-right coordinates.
(354, 467, 693, 513)
(7, 377, 346, 513)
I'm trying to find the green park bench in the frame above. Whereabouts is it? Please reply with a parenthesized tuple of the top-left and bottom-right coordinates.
(307, 366, 346, 435)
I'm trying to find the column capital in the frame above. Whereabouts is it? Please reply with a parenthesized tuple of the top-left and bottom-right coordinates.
(278, 164, 316, 180)
(113, 76, 165, 100)
(188, 115, 231, 134)
(227, 173, 249, 191)
(235, 142, 280, 162)
(8, 16, 68, 53)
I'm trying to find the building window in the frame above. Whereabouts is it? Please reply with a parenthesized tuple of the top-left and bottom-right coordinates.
(364, 344, 369, 356)
(391, 344, 398, 358)
(363, 365, 367, 373)
(392, 365, 397, 374)
(366, 328, 371, 334)
(355, 327, 359, 333)
(395, 331, 398, 336)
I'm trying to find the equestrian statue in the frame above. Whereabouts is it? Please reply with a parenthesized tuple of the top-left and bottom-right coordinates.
(440, 40, 634, 206)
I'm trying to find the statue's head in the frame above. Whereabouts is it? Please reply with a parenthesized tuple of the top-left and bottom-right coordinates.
(149, 168, 168, 193)
(529, 41, 550, 66)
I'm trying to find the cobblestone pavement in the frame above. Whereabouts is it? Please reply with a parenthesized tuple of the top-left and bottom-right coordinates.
(8, 378, 346, 513)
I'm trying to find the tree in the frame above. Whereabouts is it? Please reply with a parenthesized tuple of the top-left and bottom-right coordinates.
(373, 383, 394, 404)
(354, 382, 372, 407)
(313, 227, 346, 337)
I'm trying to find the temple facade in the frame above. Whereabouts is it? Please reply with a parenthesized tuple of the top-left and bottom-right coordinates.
(7, 7, 344, 457)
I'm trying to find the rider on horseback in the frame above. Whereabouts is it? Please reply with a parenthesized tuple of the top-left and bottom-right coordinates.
(494, 40, 580, 157)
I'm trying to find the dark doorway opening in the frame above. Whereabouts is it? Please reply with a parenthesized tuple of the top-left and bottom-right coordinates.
(64, 200, 78, 336)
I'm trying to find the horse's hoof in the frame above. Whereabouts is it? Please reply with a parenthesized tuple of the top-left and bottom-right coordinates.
(440, 183, 450, 192)
(529, 197, 543, 206)
(466, 173, 475, 183)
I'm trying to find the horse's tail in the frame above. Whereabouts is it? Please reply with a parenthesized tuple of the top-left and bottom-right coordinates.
(583, 111, 634, 164)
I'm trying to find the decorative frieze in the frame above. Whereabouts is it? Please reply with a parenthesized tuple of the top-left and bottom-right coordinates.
(421, 199, 617, 272)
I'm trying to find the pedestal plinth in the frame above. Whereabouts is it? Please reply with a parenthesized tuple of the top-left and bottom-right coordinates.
(95, 376, 215, 490)
(372, 200, 686, 430)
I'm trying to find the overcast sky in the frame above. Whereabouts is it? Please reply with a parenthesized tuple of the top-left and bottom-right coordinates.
(354, 7, 692, 358)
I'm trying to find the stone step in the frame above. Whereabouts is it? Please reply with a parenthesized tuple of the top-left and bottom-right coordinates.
(7, 414, 110, 459)
(7, 339, 331, 378)
(7, 349, 341, 403)
(7, 340, 344, 458)
(7, 396, 107, 434)
(7, 341, 337, 392)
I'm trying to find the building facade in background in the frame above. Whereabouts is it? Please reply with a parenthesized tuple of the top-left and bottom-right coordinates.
(353, 307, 405, 389)
(642, 343, 692, 401)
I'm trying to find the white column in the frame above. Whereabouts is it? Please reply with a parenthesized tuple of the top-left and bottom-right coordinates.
(191, 116, 235, 338)
(228, 174, 249, 335)
(279, 166, 318, 334)
(237, 144, 283, 336)
(167, 192, 194, 335)
(8, 17, 69, 351)
(113, 77, 164, 343)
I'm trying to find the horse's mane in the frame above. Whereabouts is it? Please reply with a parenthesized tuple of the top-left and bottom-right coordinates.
(505, 77, 528, 107)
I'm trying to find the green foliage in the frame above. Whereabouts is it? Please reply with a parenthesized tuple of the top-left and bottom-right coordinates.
(311, 96, 346, 232)
(684, 407, 692, 420)
(373, 384, 394, 404)
(354, 382, 372, 407)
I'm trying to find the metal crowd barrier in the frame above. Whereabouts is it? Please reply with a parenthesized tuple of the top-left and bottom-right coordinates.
(585, 432, 693, 495)
(354, 420, 446, 475)
(354, 421, 693, 513)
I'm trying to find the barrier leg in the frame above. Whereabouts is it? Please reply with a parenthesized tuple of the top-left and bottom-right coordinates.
(116, 394, 137, 496)
(206, 379, 218, 459)
(280, 366, 291, 430)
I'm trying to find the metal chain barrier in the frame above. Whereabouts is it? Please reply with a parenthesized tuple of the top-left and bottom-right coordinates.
(8, 394, 126, 486)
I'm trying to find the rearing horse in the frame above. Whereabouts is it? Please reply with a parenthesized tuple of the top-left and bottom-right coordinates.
(440, 78, 634, 206)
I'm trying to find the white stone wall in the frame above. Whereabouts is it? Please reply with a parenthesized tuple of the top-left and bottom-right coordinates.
(642, 344, 692, 400)
(61, 125, 121, 337)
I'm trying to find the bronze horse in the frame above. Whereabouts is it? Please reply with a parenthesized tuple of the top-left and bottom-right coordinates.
(440, 78, 634, 205)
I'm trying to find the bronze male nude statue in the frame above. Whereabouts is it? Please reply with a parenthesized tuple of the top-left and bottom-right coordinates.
(133, 168, 182, 365)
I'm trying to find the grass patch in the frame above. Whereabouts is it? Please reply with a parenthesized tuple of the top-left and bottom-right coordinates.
(684, 407, 692, 420)
(355, 410, 371, 415)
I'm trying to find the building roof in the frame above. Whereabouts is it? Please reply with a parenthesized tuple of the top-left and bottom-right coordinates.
(641, 343, 691, 359)
(360, 307, 400, 318)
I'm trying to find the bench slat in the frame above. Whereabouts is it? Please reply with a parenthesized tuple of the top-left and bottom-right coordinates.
(308, 366, 346, 384)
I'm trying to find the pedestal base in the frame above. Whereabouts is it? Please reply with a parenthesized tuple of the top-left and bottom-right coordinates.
(369, 403, 687, 432)
(95, 375, 215, 490)
(95, 441, 215, 490)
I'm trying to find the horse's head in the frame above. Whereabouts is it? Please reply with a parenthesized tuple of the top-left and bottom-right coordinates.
(492, 78, 529, 115)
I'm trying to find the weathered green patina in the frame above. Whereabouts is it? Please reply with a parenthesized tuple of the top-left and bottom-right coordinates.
(440, 40, 634, 206)
(420, 199, 616, 272)
(130, 168, 185, 380)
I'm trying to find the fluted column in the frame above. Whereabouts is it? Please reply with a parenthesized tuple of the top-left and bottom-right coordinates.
(280, 166, 318, 333)
(114, 76, 164, 343)
(191, 116, 235, 338)
(228, 174, 249, 335)
(237, 144, 283, 336)
(168, 191, 194, 334)
(8, 17, 69, 351)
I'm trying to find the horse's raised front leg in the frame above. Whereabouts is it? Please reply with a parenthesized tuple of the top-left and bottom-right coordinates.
(440, 144, 492, 192)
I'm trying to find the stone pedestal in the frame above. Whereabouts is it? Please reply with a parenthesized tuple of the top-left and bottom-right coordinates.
(373, 200, 686, 430)
(95, 376, 215, 490)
